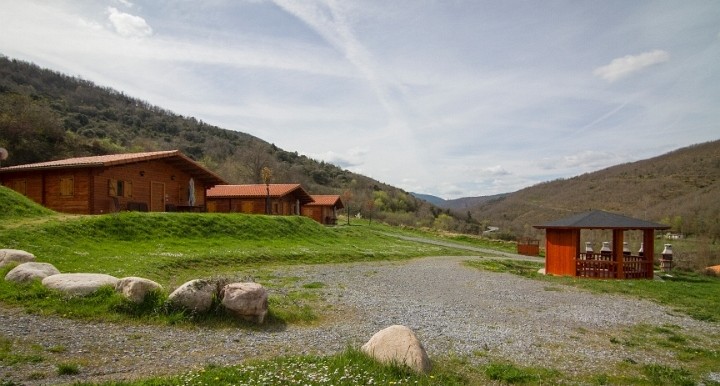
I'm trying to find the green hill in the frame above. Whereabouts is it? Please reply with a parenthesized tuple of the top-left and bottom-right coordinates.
(470, 140, 720, 239)
(0, 55, 443, 229)
(0, 185, 55, 219)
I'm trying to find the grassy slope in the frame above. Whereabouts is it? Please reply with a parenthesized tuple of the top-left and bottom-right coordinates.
(0, 188, 463, 284)
(0, 185, 55, 219)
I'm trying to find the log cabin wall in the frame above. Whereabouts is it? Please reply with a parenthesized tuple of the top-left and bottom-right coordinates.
(207, 198, 267, 214)
(92, 160, 206, 214)
(545, 228, 580, 276)
(1, 171, 43, 205)
(207, 196, 303, 215)
(0, 169, 91, 214)
(302, 206, 323, 223)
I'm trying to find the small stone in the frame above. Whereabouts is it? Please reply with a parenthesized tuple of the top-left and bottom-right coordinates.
(5, 262, 60, 283)
(0, 249, 36, 267)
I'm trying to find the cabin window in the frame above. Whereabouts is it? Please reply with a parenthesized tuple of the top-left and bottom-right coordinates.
(108, 179, 133, 198)
(60, 176, 74, 197)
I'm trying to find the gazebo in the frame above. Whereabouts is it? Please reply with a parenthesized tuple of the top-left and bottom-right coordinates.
(534, 210, 670, 279)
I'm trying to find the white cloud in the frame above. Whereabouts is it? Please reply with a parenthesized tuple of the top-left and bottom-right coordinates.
(107, 7, 152, 38)
(538, 150, 626, 171)
(479, 165, 510, 177)
(116, 0, 134, 8)
(311, 147, 368, 169)
(593, 50, 670, 82)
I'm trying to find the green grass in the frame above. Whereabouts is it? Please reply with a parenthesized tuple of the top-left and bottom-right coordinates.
(0, 186, 55, 220)
(464, 259, 544, 276)
(73, 348, 463, 385)
(57, 362, 80, 375)
(484, 361, 561, 384)
(0, 337, 44, 365)
(0, 199, 467, 326)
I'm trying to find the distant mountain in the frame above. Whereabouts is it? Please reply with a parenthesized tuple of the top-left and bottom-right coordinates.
(443, 194, 509, 212)
(412, 192, 509, 212)
(411, 193, 447, 207)
(468, 140, 720, 239)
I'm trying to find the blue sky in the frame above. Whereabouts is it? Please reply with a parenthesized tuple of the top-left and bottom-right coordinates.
(1, 1, 718, 199)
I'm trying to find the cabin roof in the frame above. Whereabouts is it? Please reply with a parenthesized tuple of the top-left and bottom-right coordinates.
(0, 150, 228, 187)
(207, 184, 314, 204)
(306, 195, 344, 209)
(534, 210, 670, 230)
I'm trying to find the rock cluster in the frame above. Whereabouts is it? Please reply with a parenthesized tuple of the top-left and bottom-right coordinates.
(2, 248, 268, 324)
(168, 280, 269, 323)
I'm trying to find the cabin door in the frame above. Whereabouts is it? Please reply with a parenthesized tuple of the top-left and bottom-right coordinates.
(150, 182, 165, 212)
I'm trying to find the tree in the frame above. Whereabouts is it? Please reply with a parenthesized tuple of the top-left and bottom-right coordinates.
(342, 190, 353, 225)
(262, 167, 272, 214)
(366, 199, 375, 225)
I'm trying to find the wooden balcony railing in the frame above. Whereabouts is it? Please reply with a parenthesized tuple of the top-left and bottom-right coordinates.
(575, 253, 653, 279)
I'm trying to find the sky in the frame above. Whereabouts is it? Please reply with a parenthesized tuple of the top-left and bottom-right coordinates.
(1, 1, 719, 199)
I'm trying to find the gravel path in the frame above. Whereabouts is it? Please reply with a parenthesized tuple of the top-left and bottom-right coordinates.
(1, 256, 718, 385)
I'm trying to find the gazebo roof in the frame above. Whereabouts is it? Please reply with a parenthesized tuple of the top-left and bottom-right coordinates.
(533, 210, 670, 230)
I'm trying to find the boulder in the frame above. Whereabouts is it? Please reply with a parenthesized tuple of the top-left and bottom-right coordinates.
(115, 277, 163, 303)
(5, 262, 60, 283)
(42, 273, 119, 296)
(220, 282, 268, 323)
(705, 265, 720, 277)
(0, 249, 36, 267)
(167, 279, 216, 313)
(361, 325, 431, 374)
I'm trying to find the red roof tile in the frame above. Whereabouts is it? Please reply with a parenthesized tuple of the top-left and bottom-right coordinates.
(0, 150, 227, 186)
(306, 195, 344, 209)
(207, 184, 314, 204)
(0, 150, 178, 170)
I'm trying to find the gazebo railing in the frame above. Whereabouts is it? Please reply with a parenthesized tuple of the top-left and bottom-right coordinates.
(575, 253, 653, 279)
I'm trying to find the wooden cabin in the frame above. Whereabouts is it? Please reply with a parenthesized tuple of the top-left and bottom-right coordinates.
(206, 184, 314, 216)
(302, 195, 344, 225)
(534, 210, 670, 279)
(0, 150, 227, 214)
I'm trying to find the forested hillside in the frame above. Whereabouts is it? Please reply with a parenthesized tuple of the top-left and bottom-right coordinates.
(469, 140, 720, 240)
(0, 55, 465, 229)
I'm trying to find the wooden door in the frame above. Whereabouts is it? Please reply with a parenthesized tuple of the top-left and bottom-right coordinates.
(150, 182, 165, 212)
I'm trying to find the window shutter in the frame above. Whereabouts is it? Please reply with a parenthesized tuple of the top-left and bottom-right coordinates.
(125, 180, 133, 198)
(108, 179, 117, 197)
(60, 176, 74, 196)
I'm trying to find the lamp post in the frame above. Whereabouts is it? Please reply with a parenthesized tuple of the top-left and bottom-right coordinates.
(261, 167, 272, 215)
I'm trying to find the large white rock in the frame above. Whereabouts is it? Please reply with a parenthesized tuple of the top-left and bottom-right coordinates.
(42, 273, 119, 296)
(221, 282, 268, 323)
(5, 262, 60, 283)
(115, 277, 163, 303)
(0, 249, 36, 267)
(361, 325, 431, 374)
(167, 279, 216, 313)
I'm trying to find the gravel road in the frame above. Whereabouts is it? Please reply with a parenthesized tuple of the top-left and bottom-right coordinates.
(2, 255, 718, 385)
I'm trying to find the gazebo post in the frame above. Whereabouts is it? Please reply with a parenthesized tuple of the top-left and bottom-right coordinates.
(643, 229, 655, 278)
(613, 229, 624, 279)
